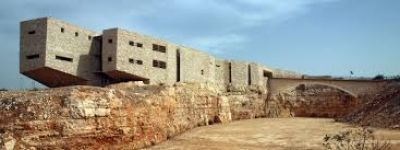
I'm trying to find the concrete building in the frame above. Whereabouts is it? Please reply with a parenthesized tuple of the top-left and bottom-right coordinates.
(20, 17, 301, 91)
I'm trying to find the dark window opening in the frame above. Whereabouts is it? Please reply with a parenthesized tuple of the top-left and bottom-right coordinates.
(26, 54, 39, 59)
(263, 70, 272, 78)
(152, 44, 158, 51)
(55, 55, 73, 62)
(108, 39, 113, 44)
(88, 36, 92, 40)
(129, 58, 134, 63)
(129, 41, 134, 46)
(153, 44, 167, 53)
(137, 43, 143, 48)
(201, 70, 204, 75)
(153, 60, 167, 69)
(108, 57, 112, 62)
(136, 60, 143, 65)
(28, 30, 36, 35)
(61, 28, 65, 33)
(248, 65, 252, 85)
(75, 32, 79, 37)
(159, 61, 167, 69)
(216, 65, 221, 67)
(159, 46, 167, 53)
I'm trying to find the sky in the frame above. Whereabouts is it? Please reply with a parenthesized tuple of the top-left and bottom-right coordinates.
(0, 0, 399, 89)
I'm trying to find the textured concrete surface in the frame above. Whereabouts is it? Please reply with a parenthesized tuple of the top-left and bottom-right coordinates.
(148, 118, 400, 150)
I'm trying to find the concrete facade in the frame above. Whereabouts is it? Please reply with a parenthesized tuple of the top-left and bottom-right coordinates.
(20, 17, 297, 91)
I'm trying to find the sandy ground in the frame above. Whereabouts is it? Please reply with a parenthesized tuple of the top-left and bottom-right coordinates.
(147, 118, 400, 150)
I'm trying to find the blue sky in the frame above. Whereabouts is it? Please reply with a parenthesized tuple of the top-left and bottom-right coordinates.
(0, 0, 399, 89)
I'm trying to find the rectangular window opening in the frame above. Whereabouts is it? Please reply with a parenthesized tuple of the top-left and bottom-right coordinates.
(26, 54, 39, 59)
(108, 39, 113, 44)
(108, 57, 112, 62)
(159, 46, 167, 53)
(153, 60, 167, 69)
(61, 28, 65, 33)
(137, 43, 143, 48)
(55, 55, 73, 62)
(129, 41, 134, 46)
(28, 30, 36, 35)
(159, 61, 167, 69)
(75, 32, 79, 37)
(153, 60, 159, 67)
(136, 60, 143, 65)
(129, 58, 134, 63)
(88, 36, 92, 40)
(152, 44, 159, 51)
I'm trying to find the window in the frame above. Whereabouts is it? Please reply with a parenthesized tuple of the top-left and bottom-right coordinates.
(28, 30, 36, 35)
(129, 41, 134, 46)
(108, 39, 113, 44)
(26, 54, 39, 59)
(136, 60, 143, 65)
(201, 70, 204, 75)
(159, 61, 166, 69)
(55, 56, 73, 62)
(129, 58, 134, 63)
(61, 27, 65, 33)
(153, 60, 167, 69)
(88, 36, 92, 40)
(152, 44, 158, 51)
(75, 32, 79, 37)
(152, 44, 167, 53)
(108, 57, 112, 62)
(159, 46, 166, 53)
(137, 43, 143, 48)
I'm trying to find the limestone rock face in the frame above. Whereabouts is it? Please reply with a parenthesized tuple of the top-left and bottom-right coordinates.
(266, 84, 362, 118)
(0, 82, 366, 149)
(0, 83, 238, 149)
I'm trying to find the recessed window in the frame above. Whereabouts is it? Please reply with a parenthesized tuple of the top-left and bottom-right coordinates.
(152, 44, 158, 51)
(216, 65, 221, 67)
(28, 30, 36, 35)
(152, 44, 167, 53)
(129, 58, 134, 63)
(61, 28, 65, 33)
(153, 60, 167, 69)
(159, 46, 167, 53)
(201, 70, 204, 75)
(108, 57, 112, 62)
(26, 54, 39, 59)
(75, 32, 79, 37)
(129, 41, 134, 46)
(137, 43, 143, 48)
(88, 36, 92, 40)
(55, 55, 73, 62)
(136, 60, 143, 65)
(108, 39, 113, 44)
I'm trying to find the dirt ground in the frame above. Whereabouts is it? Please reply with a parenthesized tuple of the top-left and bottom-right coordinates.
(147, 118, 400, 150)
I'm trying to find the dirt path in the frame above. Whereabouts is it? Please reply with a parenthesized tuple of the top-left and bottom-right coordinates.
(147, 118, 400, 150)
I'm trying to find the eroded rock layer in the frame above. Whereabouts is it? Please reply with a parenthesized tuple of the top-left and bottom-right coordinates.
(0, 82, 370, 149)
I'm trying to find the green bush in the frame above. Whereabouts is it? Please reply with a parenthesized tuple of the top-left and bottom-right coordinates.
(323, 127, 391, 150)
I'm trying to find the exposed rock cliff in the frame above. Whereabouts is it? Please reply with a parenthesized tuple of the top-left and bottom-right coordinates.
(0, 82, 373, 149)
(266, 84, 362, 118)
(338, 82, 400, 129)
(0, 83, 266, 149)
